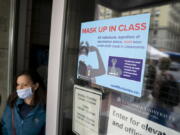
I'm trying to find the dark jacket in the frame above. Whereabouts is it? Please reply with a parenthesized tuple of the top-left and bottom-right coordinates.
(1, 99, 46, 135)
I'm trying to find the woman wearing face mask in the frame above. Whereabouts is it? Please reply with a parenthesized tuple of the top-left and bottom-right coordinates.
(1, 71, 46, 135)
(78, 41, 105, 83)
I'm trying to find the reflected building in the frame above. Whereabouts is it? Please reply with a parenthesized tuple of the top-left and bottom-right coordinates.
(96, 3, 180, 52)
(96, 5, 114, 19)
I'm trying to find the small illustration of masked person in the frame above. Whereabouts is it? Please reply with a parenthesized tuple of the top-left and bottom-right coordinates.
(108, 58, 122, 77)
(78, 41, 105, 83)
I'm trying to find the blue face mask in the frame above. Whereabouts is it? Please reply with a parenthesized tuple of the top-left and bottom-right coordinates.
(17, 87, 33, 99)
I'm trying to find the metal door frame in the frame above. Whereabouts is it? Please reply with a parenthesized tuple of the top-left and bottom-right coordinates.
(46, 0, 66, 134)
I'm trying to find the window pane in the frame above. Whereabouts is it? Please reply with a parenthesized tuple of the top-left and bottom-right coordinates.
(60, 0, 180, 134)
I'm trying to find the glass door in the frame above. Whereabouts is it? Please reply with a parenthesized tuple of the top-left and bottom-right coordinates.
(55, 0, 180, 134)
(0, 0, 16, 116)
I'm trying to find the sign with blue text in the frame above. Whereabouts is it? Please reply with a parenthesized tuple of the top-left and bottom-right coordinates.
(77, 14, 150, 97)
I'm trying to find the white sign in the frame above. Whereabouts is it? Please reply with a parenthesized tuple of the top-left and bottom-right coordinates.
(73, 85, 102, 135)
(107, 105, 180, 135)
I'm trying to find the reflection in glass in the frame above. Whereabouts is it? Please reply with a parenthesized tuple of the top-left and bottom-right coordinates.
(60, 0, 180, 134)
(96, 1, 180, 133)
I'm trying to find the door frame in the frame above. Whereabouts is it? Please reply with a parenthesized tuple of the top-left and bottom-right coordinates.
(46, 0, 66, 134)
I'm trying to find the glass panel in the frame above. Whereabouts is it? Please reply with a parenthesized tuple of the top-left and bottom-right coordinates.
(60, 0, 180, 134)
(0, 0, 12, 116)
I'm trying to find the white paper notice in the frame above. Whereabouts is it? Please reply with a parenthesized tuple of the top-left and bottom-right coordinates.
(73, 85, 102, 135)
(107, 105, 179, 135)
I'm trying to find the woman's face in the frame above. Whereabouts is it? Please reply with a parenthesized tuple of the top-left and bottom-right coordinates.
(16, 75, 39, 91)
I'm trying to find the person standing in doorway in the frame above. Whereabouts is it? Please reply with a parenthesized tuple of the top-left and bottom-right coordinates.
(1, 71, 46, 135)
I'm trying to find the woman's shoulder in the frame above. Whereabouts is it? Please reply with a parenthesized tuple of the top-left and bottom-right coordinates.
(3, 99, 21, 112)
(34, 104, 46, 114)
(4, 104, 11, 111)
(1, 104, 12, 120)
(7, 91, 19, 107)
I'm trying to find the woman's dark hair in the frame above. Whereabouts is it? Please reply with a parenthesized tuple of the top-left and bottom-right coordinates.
(7, 70, 47, 108)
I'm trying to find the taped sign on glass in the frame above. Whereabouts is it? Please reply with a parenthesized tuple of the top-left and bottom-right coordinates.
(107, 105, 180, 135)
(77, 14, 151, 97)
(72, 85, 102, 135)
